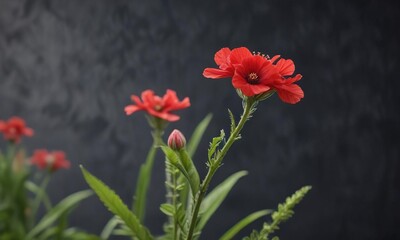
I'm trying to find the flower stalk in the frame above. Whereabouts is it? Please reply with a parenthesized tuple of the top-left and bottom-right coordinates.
(31, 172, 51, 223)
(186, 97, 256, 240)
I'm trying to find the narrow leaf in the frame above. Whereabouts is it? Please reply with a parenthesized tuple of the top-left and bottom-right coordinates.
(178, 149, 200, 196)
(228, 109, 236, 135)
(197, 171, 248, 231)
(132, 144, 157, 221)
(187, 114, 213, 157)
(219, 209, 272, 240)
(160, 203, 175, 216)
(208, 130, 225, 161)
(26, 190, 93, 239)
(161, 146, 190, 181)
(100, 216, 121, 239)
(80, 166, 152, 240)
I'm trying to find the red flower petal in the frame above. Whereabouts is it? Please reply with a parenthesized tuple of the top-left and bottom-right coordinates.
(125, 105, 141, 115)
(214, 47, 231, 67)
(151, 110, 180, 122)
(275, 58, 295, 76)
(275, 83, 304, 104)
(270, 55, 281, 63)
(229, 47, 253, 65)
(203, 68, 232, 79)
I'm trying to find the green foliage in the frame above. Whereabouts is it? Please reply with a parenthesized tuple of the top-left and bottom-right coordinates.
(196, 171, 248, 233)
(100, 216, 120, 239)
(26, 190, 93, 239)
(0, 148, 30, 239)
(242, 186, 312, 240)
(161, 146, 201, 198)
(161, 158, 189, 240)
(161, 147, 191, 183)
(207, 130, 225, 166)
(132, 144, 157, 222)
(177, 149, 200, 196)
(80, 166, 153, 240)
(219, 210, 272, 240)
(228, 109, 237, 136)
(187, 114, 213, 158)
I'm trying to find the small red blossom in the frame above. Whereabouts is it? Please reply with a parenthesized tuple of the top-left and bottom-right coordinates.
(30, 149, 70, 172)
(168, 129, 186, 150)
(203, 47, 304, 104)
(125, 89, 190, 122)
(0, 117, 34, 143)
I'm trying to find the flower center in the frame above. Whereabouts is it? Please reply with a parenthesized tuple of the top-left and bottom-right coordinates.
(247, 72, 259, 84)
(154, 105, 162, 111)
(45, 154, 55, 166)
(9, 127, 17, 134)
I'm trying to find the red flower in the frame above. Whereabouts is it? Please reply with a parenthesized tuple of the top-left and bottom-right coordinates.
(203, 47, 304, 104)
(232, 55, 281, 96)
(0, 117, 34, 143)
(125, 89, 190, 122)
(31, 149, 70, 172)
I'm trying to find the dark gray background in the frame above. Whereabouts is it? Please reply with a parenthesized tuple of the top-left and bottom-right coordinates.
(1, 0, 399, 239)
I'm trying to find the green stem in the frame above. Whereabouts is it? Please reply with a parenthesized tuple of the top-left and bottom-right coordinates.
(186, 98, 255, 240)
(31, 173, 51, 222)
(172, 166, 179, 240)
(164, 149, 179, 239)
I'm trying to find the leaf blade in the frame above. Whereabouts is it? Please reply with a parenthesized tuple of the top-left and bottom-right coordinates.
(197, 170, 248, 231)
(80, 166, 152, 240)
(187, 114, 213, 158)
(26, 190, 92, 239)
(219, 209, 272, 240)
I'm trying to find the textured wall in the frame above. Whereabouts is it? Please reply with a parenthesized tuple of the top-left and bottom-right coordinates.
(0, 0, 399, 239)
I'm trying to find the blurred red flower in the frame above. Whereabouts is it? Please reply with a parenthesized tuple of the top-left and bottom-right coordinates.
(31, 149, 70, 172)
(125, 89, 190, 122)
(0, 117, 34, 143)
(203, 47, 304, 104)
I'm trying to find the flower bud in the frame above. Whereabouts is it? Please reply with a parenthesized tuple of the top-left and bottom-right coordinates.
(168, 129, 186, 150)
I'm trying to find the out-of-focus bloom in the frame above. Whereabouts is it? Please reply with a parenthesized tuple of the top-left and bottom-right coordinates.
(0, 117, 34, 143)
(31, 149, 70, 172)
(168, 129, 186, 150)
(125, 89, 190, 122)
(203, 47, 304, 104)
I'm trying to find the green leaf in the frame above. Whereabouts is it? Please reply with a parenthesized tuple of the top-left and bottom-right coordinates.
(228, 109, 236, 135)
(197, 171, 248, 231)
(180, 114, 212, 212)
(178, 149, 200, 196)
(26, 190, 93, 239)
(132, 144, 157, 222)
(63, 228, 102, 240)
(160, 203, 175, 216)
(219, 209, 272, 240)
(80, 166, 152, 240)
(161, 146, 190, 182)
(208, 130, 225, 161)
(101, 216, 121, 240)
(187, 114, 213, 157)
